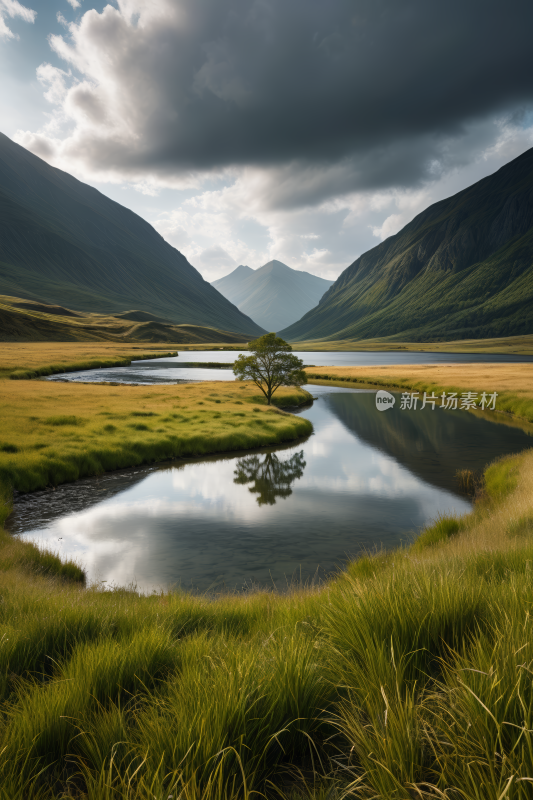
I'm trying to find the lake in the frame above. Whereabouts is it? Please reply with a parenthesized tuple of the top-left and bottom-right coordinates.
(45, 349, 533, 385)
(8, 385, 532, 594)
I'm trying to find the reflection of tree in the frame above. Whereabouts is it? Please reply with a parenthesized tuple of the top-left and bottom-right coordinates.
(233, 450, 306, 505)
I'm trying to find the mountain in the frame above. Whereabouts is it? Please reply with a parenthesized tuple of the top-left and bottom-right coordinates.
(0, 133, 264, 338)
(0, 293, 254, 343)
(211, 260, 333, 331)
(279, 147, 533, 343)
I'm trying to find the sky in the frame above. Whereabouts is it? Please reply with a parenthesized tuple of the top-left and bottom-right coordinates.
(2, 0, 533, 284)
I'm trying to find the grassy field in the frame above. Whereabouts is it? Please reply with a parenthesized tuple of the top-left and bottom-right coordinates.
(306, 362, 533, 424)
(0, 342, 181, 380)
(2, 347, 533, 797)
(290, 333, 533, 354)
(176, 333, 533, 355)
(0, 379, 312, 512)
(0, 436, 532, 797)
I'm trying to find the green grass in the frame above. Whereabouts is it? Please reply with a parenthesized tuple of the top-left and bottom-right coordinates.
(1, 447, 533, 797)
(0, 381, 313, 496)
(409, 512, 462, 551)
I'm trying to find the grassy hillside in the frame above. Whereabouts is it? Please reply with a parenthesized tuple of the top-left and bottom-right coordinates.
(0, 294, 254, 344)
(212, 260, 333, 331)
(280, 147, 533, 342)
(0, 134, 264, 337)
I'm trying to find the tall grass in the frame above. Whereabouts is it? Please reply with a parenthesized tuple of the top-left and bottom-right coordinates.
(1, 448, 533, 797)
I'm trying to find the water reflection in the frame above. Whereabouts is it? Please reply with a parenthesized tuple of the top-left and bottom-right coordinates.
(234, 451, 306, 505)
(317, 392, 533, 495)
(9, 388, 533, 593)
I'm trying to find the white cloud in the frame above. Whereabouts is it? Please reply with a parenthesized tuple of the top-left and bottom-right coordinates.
(11, 0, 533, 282)
(66, 0, 81, 8)
(0, 0, 35, 40)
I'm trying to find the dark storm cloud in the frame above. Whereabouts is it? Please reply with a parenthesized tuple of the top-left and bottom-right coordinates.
(34, 0, 533, 203)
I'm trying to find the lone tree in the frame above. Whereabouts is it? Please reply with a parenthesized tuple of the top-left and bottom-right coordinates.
(233, 333, 306, 405)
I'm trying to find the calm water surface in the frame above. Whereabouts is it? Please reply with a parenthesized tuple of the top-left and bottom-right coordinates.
(45, 349, 533, 385)
(9, 386, 532, 593)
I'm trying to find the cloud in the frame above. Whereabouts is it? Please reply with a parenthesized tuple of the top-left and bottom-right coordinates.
(147, 118, 533, 281)
(0, 0, 35, 40)
(66, 0, 81, 8)
(15, 0, 533, 201)
(11, 0, 533, 283)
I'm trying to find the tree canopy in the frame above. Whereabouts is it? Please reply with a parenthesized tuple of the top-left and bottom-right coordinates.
(233, 333, 306, 405)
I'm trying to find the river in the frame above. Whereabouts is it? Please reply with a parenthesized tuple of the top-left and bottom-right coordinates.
(8, 383, 532, 593)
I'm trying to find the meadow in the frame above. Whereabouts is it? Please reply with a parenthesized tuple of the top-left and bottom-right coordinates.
(0, 439, 532, 798)
(1, 346, 533, 798)
(275, 334, 533, 354)
(306, 362, 533, 424)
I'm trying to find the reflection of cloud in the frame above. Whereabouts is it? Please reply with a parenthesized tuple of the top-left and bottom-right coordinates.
(17, 392, 472, 592)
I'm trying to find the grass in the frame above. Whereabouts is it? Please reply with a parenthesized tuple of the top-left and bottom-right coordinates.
(0, 446, 533, 797)
(306, 362, 533, 423)
(0, 293, 255, 347)
(0, 380, 312, 496)
(3, 347, 533, 797)
(0, 342, 182, 380)
(290, 332, 533, 354)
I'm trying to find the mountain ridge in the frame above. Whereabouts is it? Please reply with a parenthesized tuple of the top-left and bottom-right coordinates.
(0, 133, 264, 337)
(212, 259, 333, 331)
(279, 147, 533, 342)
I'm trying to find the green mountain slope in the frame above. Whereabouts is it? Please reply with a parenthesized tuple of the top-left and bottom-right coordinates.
(212, 260, 333, 331)
(0, 133, 264, 337)
(279, 148, 533, 342)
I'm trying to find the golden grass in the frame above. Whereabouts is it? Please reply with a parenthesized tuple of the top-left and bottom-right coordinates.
(0, 379, 312, 495)
(0, 293, 252, 345)
(0, 341, 180, 379)
(307, 362, 533, 422)
(292, 332, 533, 353)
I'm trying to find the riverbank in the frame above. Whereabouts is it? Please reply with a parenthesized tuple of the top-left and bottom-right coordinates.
(306, 362, 533, 424)
(0, 378, 312, 513)
(0, 437, 532, 797)
(0, 343, 314, 580)
(0, 342, 181, 379)
(2, 350, 533, 797)
(288, 332, 533, 354)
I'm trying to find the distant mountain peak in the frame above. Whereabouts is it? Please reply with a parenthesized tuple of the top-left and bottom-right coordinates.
(211, 259, 333, 331)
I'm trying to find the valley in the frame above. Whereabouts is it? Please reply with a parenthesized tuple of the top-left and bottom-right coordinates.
(1, 114, 533, 800)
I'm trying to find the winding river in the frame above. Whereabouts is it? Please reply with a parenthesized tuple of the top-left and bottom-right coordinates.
(9, 368, 533, 593)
